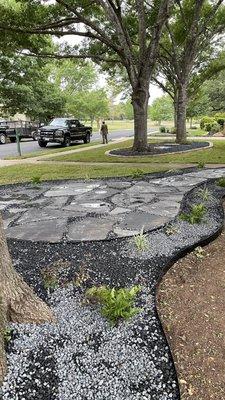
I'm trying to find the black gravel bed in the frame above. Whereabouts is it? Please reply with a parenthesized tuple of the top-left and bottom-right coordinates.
(2, 179, 225, 400)
(109, 141, 210, 157)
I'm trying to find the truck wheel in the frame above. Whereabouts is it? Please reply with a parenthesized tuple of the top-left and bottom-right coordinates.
(0, 133, 6, 144)
(63, 136, 71, 147)
(32, 132, 38, 141)
(38, 140, 47, 148)
(9, 138, 16, 143)
(83, 133, 90, 144)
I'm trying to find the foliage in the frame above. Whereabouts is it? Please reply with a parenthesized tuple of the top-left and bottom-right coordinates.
(86, 285, 141, 325)
(4, 327, 13, 344)
(197, 161, 205, 169)
(160, 126, 166, 133)
(134, 228, 148, 252)
(31, 176, 41, 185)
(180, 204, 206, 224)
(197, 187, 211, 202)
(131, 169, 145, 178)
(193, 246, 205, 260)
(200, 116, 216, 130)
(217, 177, 225, 187)
(165, 224, 179, 236)
(149, 95, 173, 125)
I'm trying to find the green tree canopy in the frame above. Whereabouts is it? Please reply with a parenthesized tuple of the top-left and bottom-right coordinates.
(149, 95, 173, 124)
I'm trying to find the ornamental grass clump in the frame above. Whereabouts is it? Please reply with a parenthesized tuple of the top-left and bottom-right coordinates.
(180, 203, 206, 224)
(86, 285, 141, 325)
(134, 227, 148, 251)
(197, 186, 211, 201)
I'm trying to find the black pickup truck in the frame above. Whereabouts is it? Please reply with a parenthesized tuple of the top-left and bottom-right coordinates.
(0, 120, 39, 144)
(37, 118, 92, 147)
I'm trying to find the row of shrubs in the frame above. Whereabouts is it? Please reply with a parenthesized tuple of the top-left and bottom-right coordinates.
(200, 114, 225, 133)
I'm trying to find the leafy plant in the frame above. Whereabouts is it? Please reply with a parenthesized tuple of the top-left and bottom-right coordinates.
(165, 224, 179, 236)
(31, 176, 41, 185)
(217, 177, 225, 187)
(4, 327, 13, 343)
(74, 264, 91, 287)
(86, 285, 141, 325)
(41, 269, 59, 292)
(197, 186, 211, 201)
(131, 168, 144, 178)
(134, 227, 148, 251)
(193, 246, 205, 260)
(180, 203, 206, 224)
(197, 161, 205, 169)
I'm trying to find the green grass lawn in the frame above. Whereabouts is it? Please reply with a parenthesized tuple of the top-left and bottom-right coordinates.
(187, 128, 207, 136)
(85, 119, 155, 131)
(47, 138, 225, 164)
(0, 163, 169, 186)
(5, 141, 100, 160)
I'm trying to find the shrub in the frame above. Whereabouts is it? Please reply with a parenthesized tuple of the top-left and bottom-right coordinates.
(86, 285, 141, 324)
(217, 177, 225, 187)
(200, 116, 216, 130)
(210, 123, 221, 134)
(160, 126, 166, 133)
(180, 203, 206, 224)
(134, 228, 148, 251)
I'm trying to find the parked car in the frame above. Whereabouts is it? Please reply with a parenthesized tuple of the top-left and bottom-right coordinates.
(0, 120, 39, 144)
(37, 118, 92, 147)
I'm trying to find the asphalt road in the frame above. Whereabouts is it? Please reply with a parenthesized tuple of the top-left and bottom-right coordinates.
(0, 128, 157, 159)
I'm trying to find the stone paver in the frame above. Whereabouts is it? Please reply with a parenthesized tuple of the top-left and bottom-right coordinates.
(2, 168, 225, 242)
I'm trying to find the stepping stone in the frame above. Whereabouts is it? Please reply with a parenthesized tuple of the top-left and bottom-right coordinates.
(67, 217, 115, 241)
(6, 219, 67, 242)
(115, 211, 169, 232)
(110, 207, 132, 215)
(64, 202, 111, 214)
(44, 183, 101, 197)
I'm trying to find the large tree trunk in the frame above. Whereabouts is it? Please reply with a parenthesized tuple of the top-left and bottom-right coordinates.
(132, 82, 149, 152)
(173, 96, 178, 132)
(176, 83, 188, 144)
(0, 216, 55, 384)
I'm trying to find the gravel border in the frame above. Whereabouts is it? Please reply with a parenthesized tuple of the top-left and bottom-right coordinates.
(1, 177, 225, 400)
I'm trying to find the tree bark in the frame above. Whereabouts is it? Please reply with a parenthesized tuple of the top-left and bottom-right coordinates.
(0, 215, 55, 384)
(132, 83, 149, 152)
(176, 83, 188, 144)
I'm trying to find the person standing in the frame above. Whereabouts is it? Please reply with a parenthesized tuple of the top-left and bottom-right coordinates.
(100, 121, 109, 144)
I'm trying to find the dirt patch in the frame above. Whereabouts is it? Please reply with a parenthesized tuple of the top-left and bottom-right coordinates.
(157, 222, 225, 399)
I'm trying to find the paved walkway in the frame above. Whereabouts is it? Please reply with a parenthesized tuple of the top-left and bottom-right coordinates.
(1, 168, 225, 243)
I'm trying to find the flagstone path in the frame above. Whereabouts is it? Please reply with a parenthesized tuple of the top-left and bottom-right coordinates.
(1, 168, 225, 243)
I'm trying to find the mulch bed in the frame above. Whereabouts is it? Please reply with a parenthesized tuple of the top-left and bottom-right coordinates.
(157, 207, 225, 399)
(109, 142, 210, 157)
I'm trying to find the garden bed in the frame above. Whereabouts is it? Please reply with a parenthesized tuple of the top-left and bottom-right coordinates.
(1, 173, 225, 400)
(108, 141, 211, 157)
(157, 205, 225, 399)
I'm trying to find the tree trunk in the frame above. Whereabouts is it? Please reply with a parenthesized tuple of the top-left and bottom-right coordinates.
(132, 83, 149, 152)
(0, 215, 55, 384)
(173, 97, 178, 132)
(176, 83, 188, 144)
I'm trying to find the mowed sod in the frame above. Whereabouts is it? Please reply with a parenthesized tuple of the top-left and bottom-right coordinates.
(47, 139, 225, 164)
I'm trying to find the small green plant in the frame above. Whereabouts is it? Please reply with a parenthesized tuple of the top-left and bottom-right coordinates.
(193, 246, 205, 260)
(217, 177, 225, 187)
(131, 168, 144, 179)
(31, 176, 41, 185)
(165, 224, 179, 236)
(4, 327, 13, 343)
(41, 268, 59, 292)
(86, 285, 141, 325)
(74, 264, 91, 287)
(180, 203, 206, 224)
(197, 161, 205, 169)
(197, 186, 211, 201)
(134, 227, 148, 251)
